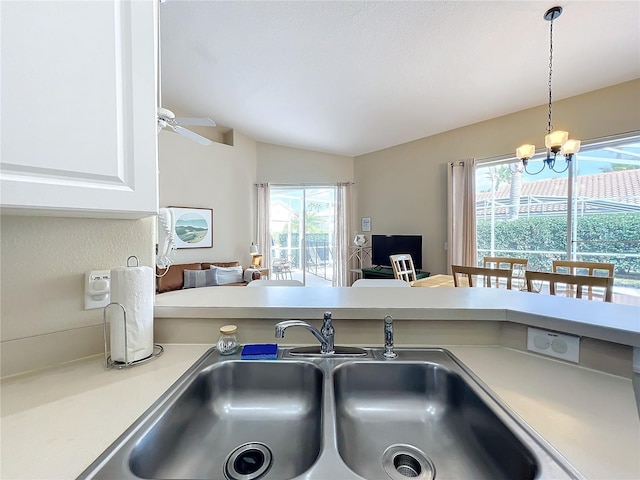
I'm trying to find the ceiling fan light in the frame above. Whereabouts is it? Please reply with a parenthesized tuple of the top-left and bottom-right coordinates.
(561, 139, 581, 156)
(157, 107, 175, 120)
(516, 144, 536, 160)
(545, 130, 569, 151)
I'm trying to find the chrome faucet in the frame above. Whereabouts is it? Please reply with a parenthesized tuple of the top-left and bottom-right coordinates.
(275, 311, 335, 354)
(383, 315, 397, 359)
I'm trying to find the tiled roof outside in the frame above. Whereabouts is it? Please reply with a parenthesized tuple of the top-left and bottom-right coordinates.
(476, 169, 640, 217)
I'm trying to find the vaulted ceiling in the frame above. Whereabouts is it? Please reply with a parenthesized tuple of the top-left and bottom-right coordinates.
(160, 1, 640, 157)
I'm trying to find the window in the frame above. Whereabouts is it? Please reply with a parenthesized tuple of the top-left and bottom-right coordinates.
(475, 135, 640, 300)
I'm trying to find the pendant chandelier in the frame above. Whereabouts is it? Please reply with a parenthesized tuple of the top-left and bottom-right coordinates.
(516, 6, 581, 175)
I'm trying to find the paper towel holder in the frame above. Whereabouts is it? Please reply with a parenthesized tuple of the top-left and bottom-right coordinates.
(102, 302, 164, 370)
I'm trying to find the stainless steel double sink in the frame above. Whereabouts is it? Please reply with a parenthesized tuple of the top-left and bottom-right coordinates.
(79, 347, 584, 479)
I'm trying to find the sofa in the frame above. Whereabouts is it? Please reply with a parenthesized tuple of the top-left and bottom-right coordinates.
(156, 261, 260, 293)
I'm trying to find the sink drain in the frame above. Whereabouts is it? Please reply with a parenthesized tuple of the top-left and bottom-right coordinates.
(382, 444, 435, 480)
(224, 442, 272, 480)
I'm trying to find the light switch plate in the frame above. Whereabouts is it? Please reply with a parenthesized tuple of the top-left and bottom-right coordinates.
(527, 327, 580, 363)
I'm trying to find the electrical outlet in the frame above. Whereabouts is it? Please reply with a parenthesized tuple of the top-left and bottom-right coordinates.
(527, 327, 580, 363)
(85, 270, 111, 310)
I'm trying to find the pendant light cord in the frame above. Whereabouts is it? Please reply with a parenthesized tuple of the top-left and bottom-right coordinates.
(547, 17, 554, 136)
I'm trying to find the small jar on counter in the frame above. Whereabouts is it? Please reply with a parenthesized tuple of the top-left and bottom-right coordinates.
(217, 324, 239, 355)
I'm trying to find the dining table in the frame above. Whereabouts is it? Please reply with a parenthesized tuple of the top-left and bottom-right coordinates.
(411, 274, 457, 288)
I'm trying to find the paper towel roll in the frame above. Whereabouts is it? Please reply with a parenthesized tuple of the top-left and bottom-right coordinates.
(109, 265, 154, 363)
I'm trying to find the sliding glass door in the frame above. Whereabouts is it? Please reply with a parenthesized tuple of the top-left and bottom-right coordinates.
(475, 135, 640, 301)
(269, 186, 336, 286)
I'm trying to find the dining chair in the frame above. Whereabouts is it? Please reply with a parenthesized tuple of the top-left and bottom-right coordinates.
(451, 265, 513, 289)
(552, 260, 614, 299)
(552, 260, 614, 277)
(389, 254, 417, 284)
(482, 256, 529, 289)
(524, 270, 613, 302)
(272, 257, 293, 280)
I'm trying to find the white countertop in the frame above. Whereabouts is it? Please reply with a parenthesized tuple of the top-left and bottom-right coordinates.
(1, 344, 638, 479)
(155, 287, 640, 347)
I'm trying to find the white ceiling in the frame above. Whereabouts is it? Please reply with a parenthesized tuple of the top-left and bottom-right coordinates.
(159, 1, 640, 157)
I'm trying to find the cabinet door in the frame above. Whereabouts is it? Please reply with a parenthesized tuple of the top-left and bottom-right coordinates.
(0, 0, 157, 218)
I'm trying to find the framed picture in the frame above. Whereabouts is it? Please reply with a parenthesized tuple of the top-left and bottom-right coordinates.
(361, 217, 371, 232)
(169, 206, 213, 249)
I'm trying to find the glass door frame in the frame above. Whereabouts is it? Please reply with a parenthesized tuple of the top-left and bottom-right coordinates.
(269, 184, 337, 286)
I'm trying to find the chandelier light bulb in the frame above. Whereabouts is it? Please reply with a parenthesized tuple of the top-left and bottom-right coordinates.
(516, 144, 536, 160)
(545, 130, 569, 152)
(561, 139, 581, 156)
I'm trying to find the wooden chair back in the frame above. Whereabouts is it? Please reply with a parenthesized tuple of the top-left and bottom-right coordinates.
(552, 260, 614, 299)
(552, 260, 614, 277)
(451, 265, 513, 289)
(390, 254, 417, 284)
(482, 256, 528, 289)
(525, 270, 613, 302)
(482, 256, 529, 270)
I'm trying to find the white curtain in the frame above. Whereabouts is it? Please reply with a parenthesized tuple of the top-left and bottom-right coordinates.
(447, 159, 477, 271)
(256, 183, 271, 269)
(334, 182, 353, 286)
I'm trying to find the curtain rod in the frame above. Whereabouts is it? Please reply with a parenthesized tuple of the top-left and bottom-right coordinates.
(255, 182, 354, 186)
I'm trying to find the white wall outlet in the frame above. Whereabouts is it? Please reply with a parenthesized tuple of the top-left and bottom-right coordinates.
(85, 270, 111, 310)
(527, 327, 580, 363)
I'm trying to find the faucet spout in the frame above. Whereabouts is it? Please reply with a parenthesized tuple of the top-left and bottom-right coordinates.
(275, 312, 335, 354)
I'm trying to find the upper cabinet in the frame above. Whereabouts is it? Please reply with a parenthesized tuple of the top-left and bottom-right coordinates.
(0, 0, 158, 218)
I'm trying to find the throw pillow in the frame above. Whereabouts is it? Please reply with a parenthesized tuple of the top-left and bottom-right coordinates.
(183, 268, 217, 289)
(210, 265, 243, 285)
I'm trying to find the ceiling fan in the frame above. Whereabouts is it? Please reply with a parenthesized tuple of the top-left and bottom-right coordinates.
(156, 1, 215, 146)
(157, 107, 215, 146)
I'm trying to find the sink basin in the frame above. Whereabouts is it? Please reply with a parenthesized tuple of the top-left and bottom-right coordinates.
(131, 360, 323, 479)
(79, 348, 583, 480)
(84, 358, 323, 480)
(334, 361, 538, 480)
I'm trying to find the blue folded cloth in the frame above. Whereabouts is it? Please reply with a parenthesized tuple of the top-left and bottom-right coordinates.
(241, 343, 278, 359)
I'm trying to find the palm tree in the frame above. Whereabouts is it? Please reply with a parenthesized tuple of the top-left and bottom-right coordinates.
(508, 163, 523, 220)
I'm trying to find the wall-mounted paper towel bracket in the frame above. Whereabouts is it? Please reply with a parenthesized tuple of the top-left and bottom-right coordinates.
(85, 270, 111, 310)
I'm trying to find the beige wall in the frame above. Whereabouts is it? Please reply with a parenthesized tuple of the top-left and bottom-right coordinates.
(256, 142, 354, 183)
(0, 215, 154, 376)
(354, 79, 640, 276)
(158, 129, 258, 266)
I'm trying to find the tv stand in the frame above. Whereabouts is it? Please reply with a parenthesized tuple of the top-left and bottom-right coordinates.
(361, 267, 430, 280)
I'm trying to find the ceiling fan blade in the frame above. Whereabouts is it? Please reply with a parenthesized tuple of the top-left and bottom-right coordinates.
(174, 125, 213, 146)
(175, 117, 216, 127)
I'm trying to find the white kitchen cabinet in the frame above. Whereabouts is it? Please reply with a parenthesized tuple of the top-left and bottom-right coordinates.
(0, 0, 158, 218)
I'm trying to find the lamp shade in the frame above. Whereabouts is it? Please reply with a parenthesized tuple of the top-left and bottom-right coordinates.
(250, 243, 259, 255)
(545, 130, 569, 150)
(516, 144, 536, 160)
(561, 139, 581, 156)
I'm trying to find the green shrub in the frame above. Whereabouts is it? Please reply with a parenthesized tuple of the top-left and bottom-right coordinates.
(477, 213, 640, 277)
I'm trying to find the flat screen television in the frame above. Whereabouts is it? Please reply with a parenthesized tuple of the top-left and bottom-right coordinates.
(371, 234, 423, 270)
